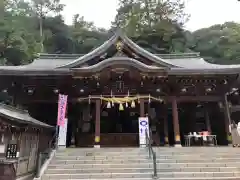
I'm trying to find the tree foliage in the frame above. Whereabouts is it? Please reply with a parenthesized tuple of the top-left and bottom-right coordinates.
(1, 0, 240, 65)
(113, 0, 190, 53)
(190, 22, 240, 64)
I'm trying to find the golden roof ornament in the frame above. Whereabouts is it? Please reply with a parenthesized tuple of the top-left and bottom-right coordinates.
(116, 41, 123, 52)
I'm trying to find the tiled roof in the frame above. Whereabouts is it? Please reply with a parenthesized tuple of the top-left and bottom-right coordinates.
(0, 103, 53, 129)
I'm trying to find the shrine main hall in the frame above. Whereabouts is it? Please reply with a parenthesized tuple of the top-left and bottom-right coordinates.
(0, 30, 240, 147)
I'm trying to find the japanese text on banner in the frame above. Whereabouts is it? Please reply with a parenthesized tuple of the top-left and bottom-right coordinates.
(57, 94, 68, 127)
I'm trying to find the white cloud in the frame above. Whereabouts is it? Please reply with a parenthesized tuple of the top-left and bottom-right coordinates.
(61, 0, 240, 31)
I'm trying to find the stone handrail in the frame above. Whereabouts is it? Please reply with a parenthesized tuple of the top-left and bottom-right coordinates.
(232, 127, 240, 146)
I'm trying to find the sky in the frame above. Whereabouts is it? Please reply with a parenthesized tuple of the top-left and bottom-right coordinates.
(60, 0, 240, 31)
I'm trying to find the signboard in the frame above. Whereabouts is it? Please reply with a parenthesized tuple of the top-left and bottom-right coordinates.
(138, 117, 150, 147)
(58, 118, 68, 148)
(5, 144, 17, 159)
(57, 94, 68, 127)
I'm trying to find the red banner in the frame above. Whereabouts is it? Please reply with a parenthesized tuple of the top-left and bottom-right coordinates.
(57, 94, 68, 127)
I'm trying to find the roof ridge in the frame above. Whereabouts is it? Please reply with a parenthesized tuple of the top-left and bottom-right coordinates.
(156, 53, 200, 59)
(38, 53, 84, 59)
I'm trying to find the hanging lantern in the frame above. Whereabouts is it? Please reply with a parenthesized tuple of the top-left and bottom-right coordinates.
(119, 103, 124, 111)
(131, 100, 136, 108)
(119, 103, 123, 111)
(107, 101, 111, 109)
(125, 102, 128, 108)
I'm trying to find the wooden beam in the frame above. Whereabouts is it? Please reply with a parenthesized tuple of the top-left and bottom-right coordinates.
(22, 95, 222, 104)
(166, 96, 222, 102)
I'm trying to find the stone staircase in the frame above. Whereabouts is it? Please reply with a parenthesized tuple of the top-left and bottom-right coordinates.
(153, 147, 240, 179)
(42, 148, 153, 180)
(41, 147, 240, 180)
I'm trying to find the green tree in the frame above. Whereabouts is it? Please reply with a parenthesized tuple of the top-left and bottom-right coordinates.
(29, 0, 64, 52)
(43, 15, 73, 53)
(191, 22, 240, 64)
(113, 0, 190, 53)
(70, 14, 108, 53)
(0, 0, 41, 65)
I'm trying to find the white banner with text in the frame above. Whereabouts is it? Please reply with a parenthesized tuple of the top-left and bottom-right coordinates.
(138, 117, 149, 147)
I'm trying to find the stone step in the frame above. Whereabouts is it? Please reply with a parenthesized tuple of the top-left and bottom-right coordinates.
(47, 162, 240, 169)
(54, 155, 148, 160)
(56, 151, 240, 158)
(57, 147, 240, 151)
(42, 172, 240, 179)
(56, 151, 240, 154)
(50, 159, 149, 164)
(46, 166, 240, 174)
(40, 178, 240, 180)
(50, 158, 240, 165)
(42, 172, 152, 179)
(45, 168, 151, 174)
(47, 163, 152, 169)
(54, 154, 240, 160)
(58, 147, 240, 152)
(157, 162, 240, 168)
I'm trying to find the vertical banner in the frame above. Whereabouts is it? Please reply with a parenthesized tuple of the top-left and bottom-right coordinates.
(58, 118, 68, 147)
(57, 94, 68, 127)
(138, 117, 150, 147)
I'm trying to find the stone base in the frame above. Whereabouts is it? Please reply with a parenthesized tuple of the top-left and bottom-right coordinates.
(94, 145, 100, 148)
(174, 144, 182, 147)
(140, 144, 146, 148)
(58, 145, 66, 150)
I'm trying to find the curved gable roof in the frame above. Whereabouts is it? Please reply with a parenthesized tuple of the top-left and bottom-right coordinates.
(57, 30, 179, 69)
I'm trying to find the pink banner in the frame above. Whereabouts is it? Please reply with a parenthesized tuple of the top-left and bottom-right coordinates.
(57, 94, 68, 127)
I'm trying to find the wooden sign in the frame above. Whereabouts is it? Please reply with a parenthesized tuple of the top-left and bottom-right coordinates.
(5, 144, 17, 159)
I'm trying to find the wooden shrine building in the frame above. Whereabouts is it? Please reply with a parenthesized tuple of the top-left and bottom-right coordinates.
(0, 103, 53, 179)
(0, 30, 239, 147)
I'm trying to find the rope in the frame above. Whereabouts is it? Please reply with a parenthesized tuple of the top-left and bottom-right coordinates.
(77, 95, 163, 104)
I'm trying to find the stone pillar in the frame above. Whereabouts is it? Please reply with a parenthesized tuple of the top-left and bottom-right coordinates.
(223, 95, 232, 145)
(94, 99, 101, 148)
(172, 97, 181, 147)
(164, 116, 169, 146)
(140, 99, 145, 117)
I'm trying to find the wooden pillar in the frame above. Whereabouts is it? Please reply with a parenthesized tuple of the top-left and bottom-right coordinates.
(94, 100, 101, 148)
(223, 95, 232, 145)
(140, 99, 145, 117)
(205, 109, 211, 133)
(163, 116, 169, 146)
(172, 97, 181, 147)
